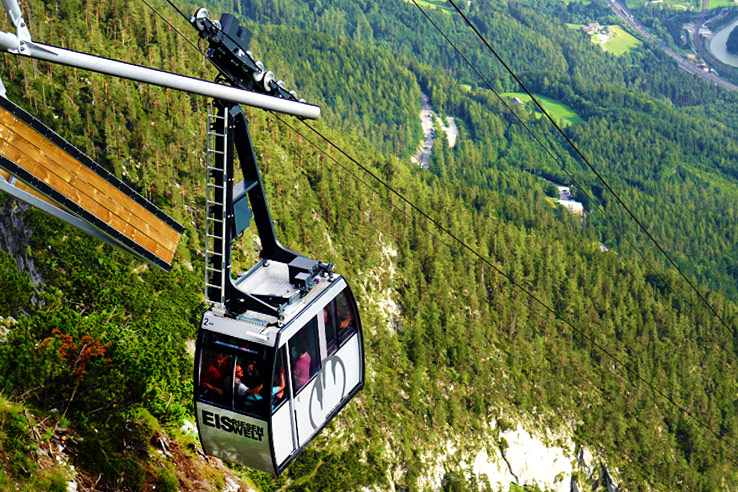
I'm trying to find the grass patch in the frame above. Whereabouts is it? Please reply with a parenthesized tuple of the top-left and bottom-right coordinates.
(603, 25, 641, 55)
(402, 0, 453, 13)
(572, 24, 640, 56)
(501, 93, 583, 127)
(624, 0, 702, 8)
(708, 0, 738, 7)
(533, 0, 592, 4)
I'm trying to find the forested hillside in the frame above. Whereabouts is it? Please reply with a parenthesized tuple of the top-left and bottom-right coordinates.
(2, 0, 738, 491)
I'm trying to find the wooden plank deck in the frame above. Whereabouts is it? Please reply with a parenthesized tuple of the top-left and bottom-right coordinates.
(0, 104, 182, 267)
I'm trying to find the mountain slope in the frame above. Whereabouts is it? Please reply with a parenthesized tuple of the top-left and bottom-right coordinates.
(1, 0, 738, 491)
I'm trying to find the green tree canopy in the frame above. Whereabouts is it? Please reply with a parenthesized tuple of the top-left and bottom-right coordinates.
(727, 25, 738, 55)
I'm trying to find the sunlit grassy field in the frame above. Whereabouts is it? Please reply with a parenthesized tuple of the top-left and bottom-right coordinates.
(502, 93, 583, 127)
(708, 0, 738, 8)
(624, 0, 699, 8)
(405, 0, 454, 14)
(603, 25, 641, 55)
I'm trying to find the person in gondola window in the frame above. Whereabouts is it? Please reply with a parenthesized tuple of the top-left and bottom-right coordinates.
(293, 346, 311, 389)
(202, 352, 230, 401)
(242, 360, 263, 399)
(228, 364, 248, 397)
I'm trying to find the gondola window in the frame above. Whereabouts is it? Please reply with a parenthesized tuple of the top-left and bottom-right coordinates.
(323, 290, 359, 355)
(289, 317, 320, 393)
(198, 332, 273, 417)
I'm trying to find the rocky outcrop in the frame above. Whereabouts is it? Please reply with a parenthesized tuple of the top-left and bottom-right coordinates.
(0, 198, 42, 288)
(421, 420, 621, 492)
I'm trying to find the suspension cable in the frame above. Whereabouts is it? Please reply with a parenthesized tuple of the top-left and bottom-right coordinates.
(443, 0, 734, 338)
(144, 0, 738, 461)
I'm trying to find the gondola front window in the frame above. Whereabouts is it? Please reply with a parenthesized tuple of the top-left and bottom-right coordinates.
(198, 332, 272, 417)
(199, 350, 234, 406)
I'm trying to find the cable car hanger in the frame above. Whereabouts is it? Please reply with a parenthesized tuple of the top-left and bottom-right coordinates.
(0, 0, 364, 476)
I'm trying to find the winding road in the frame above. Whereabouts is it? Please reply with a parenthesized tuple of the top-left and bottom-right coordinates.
(412, 92, 458, 169)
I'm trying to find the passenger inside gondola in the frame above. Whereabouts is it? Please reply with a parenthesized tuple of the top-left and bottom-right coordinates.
(201, 352, 232, 404)
(272, 350, 288, 409)
(234, 356, 266, 411)
(290, 317, 320, 392)
(335, 292, 355, 343)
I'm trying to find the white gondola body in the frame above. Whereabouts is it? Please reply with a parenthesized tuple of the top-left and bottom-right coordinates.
(195, 273, 364, 475)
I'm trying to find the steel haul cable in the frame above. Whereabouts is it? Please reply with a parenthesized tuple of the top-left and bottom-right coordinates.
(409, 0, 738, 382)
(442, 0, 734, 339)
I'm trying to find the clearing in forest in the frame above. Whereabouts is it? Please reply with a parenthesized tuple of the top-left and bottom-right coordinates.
(569, 23, 641, 55)
(602, 25, 641, 55)
(502, 93, 583, 127)
(403, 0, 454, 14)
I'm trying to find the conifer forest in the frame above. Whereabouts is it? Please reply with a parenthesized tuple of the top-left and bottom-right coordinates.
(2, 0, 738, 490)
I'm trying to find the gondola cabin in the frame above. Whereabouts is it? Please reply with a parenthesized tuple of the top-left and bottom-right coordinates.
(194, 258, 364, 475)
(189, 93, 366, 475)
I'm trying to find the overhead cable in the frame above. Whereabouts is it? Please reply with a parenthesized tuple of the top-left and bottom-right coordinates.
(443, 0, 733, 339)
(147, 0, 738, 461)
(409, 0, 727, 358)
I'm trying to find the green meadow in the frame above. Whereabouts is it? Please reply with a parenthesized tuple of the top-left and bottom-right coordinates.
(502, 93, 583, 127)
(568, 24, 641, 56)
(603, 25, 641, 55)
(404, 0, 454, 13)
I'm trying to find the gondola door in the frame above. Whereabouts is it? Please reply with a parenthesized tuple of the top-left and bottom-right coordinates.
(289, 315, 325, 446)
(285, 278, 364, 447)
(270, 346, 297, 470)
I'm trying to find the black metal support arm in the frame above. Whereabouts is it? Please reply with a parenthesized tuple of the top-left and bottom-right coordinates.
(207, 102, 329, 318)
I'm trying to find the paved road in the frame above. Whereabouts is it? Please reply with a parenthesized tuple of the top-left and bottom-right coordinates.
(603, 0, 738, 91)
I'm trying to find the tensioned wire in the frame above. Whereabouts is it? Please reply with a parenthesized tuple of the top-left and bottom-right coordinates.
(410, 0, 738, 401)
(141, 0, 738, 462)
(441, 0, 734, 340)
(279, 118, 685, 488)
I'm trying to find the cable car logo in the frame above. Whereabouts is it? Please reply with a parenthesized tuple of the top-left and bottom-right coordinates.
(201, 409, 264, 442)
(308, 355, 347, 429)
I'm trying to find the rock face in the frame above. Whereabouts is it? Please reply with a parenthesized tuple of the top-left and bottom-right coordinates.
(469, 423, 571, 492)
(0, 198, 42, 288)
(435, 421, 620, 492)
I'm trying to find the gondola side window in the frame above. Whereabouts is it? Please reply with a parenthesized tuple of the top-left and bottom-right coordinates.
(289, 317, 320, 393)
(198, 332, 271, 417)
(323, 290, 358, 355)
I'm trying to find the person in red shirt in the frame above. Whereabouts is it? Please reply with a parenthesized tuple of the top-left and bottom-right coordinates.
(202, 352, 230, 402)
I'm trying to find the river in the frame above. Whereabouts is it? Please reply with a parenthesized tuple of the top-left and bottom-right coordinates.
(709, 18, 738, 68)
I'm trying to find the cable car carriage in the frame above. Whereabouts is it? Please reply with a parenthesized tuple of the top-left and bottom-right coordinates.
(195, 262, 363, 475)
(190, 12, 365, 472)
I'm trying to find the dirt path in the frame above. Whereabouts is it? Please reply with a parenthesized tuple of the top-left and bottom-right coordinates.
(411, 92, 458, 169)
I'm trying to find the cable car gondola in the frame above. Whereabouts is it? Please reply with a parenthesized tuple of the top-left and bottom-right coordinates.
(195, 264, 363, 475)
(190, 11, 364, 474)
